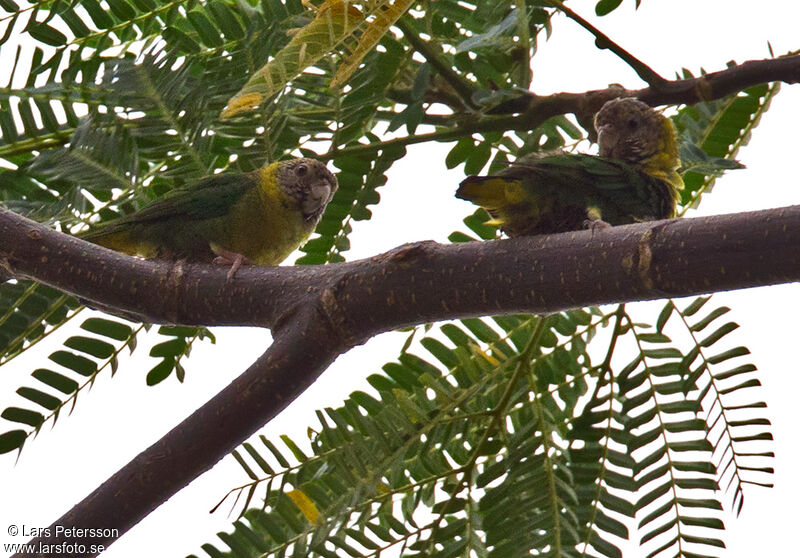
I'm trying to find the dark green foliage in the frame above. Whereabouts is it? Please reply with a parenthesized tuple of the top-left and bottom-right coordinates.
(0, 281, 79, 361)
(674, 81, 779, 209)
(0, 0, 414, 438)
(147, 326, 216, 385)
(595, 0, 642, 16)
(195, 295, 770, 557)
(0, 311, 141, 453)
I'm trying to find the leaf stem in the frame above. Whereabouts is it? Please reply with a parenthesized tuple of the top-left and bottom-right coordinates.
(320, 127, 468, 160)
(395, 16, 478, 109)
(544, 0, 668, 89)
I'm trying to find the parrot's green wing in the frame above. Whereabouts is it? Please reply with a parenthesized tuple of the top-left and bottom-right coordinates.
(79, 158, 336, 266)
(90, 172, 259, 232)
(81, 171, 260, 259)
(457, 153, 678, 237)
(518, 153, 677, 219)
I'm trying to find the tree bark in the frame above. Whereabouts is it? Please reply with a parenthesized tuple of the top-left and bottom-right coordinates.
(3, 203, 800, 556)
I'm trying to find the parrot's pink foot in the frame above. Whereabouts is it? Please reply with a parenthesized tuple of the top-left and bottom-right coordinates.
(583, 207, 611, 236)
(583, 217, 612, 236)
(212, 248, 253, 280)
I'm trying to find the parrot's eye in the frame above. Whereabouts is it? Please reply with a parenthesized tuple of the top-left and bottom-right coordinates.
(627, 117, 639, 129)
(296, 164, 308, 176)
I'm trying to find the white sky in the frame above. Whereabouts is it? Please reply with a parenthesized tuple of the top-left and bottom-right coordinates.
(1, 1, 799, 556)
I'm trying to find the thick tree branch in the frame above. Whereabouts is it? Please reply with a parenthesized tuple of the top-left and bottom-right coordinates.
(17, 304, 343, 557)
(5, 203, 800, 556)
(0, 209, 315, 328)
(3, 205, 800, 331)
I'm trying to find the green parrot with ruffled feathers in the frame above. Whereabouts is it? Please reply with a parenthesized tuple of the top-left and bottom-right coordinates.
(456, 97, 683, 235)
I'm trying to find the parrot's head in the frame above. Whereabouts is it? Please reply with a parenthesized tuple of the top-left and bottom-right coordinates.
(594, 97, 677, 167)
(277, 158, 338, 223)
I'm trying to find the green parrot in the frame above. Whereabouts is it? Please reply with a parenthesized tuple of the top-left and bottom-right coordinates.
(81, 158, 337, 276)
(455, 97, 683, 236)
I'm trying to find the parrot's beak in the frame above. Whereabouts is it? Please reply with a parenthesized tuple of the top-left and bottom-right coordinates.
(312, 180, 333, 204)
(302, 180, 333, 217)
(596, 124, 616, 156)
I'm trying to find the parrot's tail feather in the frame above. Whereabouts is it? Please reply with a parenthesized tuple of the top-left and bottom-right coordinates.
(80, 229, 139, 256)
(81, 228, 117, 246)
(456, 176, 518, 211)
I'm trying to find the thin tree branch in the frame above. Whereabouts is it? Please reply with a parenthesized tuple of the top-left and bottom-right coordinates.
(492, 53, 800, 120)
(317, 126, 468, 161)
(395, 16, 478, 109)
(316, 54, 800, 161)
(514, 0, 534, 88)
(544, 0, 668, 88)
(374, 108, 455, 126)
(5, 202, 800, 555)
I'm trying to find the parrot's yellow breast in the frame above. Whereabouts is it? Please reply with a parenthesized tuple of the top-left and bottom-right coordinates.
(641, 119, 684, 194)
(225, 164, 312, 265)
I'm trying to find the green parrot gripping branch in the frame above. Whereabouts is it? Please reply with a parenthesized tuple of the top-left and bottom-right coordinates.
(80, 158, 338, 275)
(456, 97, 683, 236)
